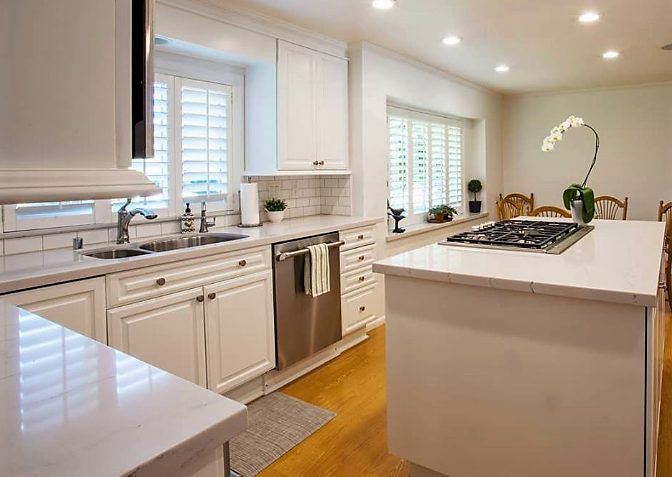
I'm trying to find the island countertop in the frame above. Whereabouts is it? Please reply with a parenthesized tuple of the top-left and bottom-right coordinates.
(373, 219, 665, 306)
(0, 301, 247, 477)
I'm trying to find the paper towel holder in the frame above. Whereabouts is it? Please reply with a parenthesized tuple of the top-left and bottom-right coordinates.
(237, 190, 263, 228)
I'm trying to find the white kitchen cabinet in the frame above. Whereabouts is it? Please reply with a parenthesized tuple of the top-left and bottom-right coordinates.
(277, 40, 348, 172)
(107, 288, 207, 386)
(3, 277, 107, 343)
(204, 271, 275, 394)
(0, 0, 157, 203)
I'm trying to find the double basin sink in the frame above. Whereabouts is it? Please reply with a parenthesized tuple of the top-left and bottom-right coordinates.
(83, 233, 249, 259)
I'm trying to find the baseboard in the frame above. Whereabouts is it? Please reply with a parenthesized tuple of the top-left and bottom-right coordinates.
(225, 376, 265, 404)
(366, 314, 386, 331)
(409, 462, 449, 477)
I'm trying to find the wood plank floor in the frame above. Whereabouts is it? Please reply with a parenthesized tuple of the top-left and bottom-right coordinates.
(260, 313, 672, 477)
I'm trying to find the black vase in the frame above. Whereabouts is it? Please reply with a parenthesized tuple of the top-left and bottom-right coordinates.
(469, 201, 482, 213)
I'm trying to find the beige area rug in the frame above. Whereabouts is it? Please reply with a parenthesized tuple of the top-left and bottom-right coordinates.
(230, 392, 336, 476)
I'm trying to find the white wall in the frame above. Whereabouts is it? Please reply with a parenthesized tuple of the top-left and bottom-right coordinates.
(348, 43, 503, 256)
(503, 84, 672, 220)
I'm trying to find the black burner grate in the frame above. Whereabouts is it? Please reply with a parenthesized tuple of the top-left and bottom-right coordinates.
(444, 220, 580, 250)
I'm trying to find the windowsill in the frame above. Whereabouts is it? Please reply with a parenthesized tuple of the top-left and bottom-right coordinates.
(386, 212, 489, 242)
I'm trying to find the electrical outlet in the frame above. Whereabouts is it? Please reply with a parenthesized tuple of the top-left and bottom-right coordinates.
(268, 182, 281, 196)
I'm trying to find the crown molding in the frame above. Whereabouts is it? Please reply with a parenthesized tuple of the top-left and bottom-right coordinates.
(157, 0, 348, 58)
(352, 42, 500, 97)
(506, 80, 672, 99)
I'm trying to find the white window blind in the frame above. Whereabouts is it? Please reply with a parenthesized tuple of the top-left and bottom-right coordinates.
(388, 106, 464, 221)
(178, 78, 232, 205)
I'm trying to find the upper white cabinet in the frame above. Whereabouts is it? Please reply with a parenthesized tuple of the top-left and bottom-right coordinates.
(3, 277, 107, 343)
(277, 41, 349, 172)
(0, 0, 158, 203)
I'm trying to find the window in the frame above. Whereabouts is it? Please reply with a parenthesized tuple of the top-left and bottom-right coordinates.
(4, 70, 242, 232)
(388, 106, 464, 224)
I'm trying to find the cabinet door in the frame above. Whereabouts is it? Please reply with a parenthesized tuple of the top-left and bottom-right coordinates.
(3, 277, 107, 342)
(277, 41, 317, 170)
(204, 271, 275, 394)
(316, 53, 349, 170)
(341, 280, 383, 336)
(107, 288, 207, 386)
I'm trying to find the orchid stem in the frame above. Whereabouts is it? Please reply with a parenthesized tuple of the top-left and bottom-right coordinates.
(580, 123, 599, 188)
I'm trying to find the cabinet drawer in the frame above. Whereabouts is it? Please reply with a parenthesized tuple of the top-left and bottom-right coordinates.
(341, 281, 383, 335)
(341, 265, 377, 295)
(340, 225, 376, 251)
(340, 244, 376, 273)
(107, 246, 271, 307)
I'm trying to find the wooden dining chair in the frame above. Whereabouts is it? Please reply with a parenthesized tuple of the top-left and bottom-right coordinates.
(658, 200, 672, 305)
(594, 196, 629, 220)
(499, 193, 534, 215)
(529, 206, 571, 219)
(497, 198, 524, 220)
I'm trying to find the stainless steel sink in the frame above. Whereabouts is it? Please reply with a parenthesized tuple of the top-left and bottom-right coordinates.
(139, 233, 248, 252)
(83, 248, 152, 259)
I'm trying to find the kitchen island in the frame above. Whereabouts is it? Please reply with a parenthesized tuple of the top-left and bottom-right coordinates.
(0, 301, 246, 477)
(373, 219, 666, 477)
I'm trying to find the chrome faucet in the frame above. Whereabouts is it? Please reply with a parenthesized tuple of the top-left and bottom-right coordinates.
(199, 201, 216, 233)
(116, 198, 157, 244)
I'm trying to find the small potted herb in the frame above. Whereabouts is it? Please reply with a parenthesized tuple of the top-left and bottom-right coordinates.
(428, 204, 458, 223)
(468, 179, 483, 213)
(263, 197, 288, 223)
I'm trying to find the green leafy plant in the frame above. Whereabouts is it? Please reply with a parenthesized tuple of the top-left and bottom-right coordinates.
(263, 197, 287, 212)
(467, 179, 483, 201)
(428, 204, 458, 216)
(542, 115, 600, 223)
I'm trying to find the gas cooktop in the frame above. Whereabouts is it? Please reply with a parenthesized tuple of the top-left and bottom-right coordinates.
(439, 220, 593, 254)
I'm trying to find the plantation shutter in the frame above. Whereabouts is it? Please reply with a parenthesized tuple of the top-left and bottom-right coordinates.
(387, 106, 464, 220)
(178, 78, 232, 204)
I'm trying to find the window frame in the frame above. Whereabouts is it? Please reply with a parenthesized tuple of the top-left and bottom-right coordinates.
(387, 105, 465, 226)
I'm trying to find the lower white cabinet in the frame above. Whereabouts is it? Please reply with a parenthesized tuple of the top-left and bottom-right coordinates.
(204, 270, 275, 394)
(3, 277, 107, 342)
(341, 281, 383, 335)
(107, 288, 207, 386)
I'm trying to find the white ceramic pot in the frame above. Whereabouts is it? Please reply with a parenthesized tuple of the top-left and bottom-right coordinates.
(266, 210, 285, 223)
(570, 199, 586, 225)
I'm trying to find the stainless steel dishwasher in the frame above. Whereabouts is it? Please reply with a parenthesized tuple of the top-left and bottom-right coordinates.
(273, 232, 343, 370)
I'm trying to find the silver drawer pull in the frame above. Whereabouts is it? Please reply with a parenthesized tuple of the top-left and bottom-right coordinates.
(359, 305, 366, 312)
(358, 276, 365, 282)
(156, 277, 166, 286)
(196, 295, 204, 303)
(208, 292, 217, 300)
(318, 160, 325, 166)
(238, 259, 247, 267)
(358, 255, 365, 261)
(313, 160, 319, 166)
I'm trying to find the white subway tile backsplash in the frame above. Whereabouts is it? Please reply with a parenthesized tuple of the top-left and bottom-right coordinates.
(78, 229, 109, 245)
(43, 232, 77, 250)
(161, 221, 181, 235)
(136, 223, 163, 239)
(5, 236, 42, 255)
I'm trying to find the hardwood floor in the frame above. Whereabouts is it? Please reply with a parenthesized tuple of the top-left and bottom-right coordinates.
(260, 313, 672, 477)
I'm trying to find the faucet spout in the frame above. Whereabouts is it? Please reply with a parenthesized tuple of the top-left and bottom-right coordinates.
(116, 200, 157, 244)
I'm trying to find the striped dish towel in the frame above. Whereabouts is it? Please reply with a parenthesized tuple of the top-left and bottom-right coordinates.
(304, 243, 331, 297)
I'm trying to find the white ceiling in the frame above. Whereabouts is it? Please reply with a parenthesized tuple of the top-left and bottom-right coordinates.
(219, 0, 672, 94)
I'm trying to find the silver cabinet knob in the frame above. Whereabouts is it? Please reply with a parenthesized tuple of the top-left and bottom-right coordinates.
(156, 277, 166, 286)
(196, 295, 204, 303)
(358, 276, 365, 282)
(357, 234, 364, 240)
(318, 160, 325, 166)
(238, 259, 247, 267)
(313, 160, 319, 166)
(359, 305, 366, 312)
(358, 255, 365, 261)
(208, 292, 217, 300)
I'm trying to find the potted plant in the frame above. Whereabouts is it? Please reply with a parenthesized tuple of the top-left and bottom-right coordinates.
(541, 115, 599, 224)
(263, 197, 287, 223)
(467, 179, 483, 213)
(428, 204, 458, 223)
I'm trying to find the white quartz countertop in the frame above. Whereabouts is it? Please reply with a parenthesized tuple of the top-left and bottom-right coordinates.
(0, 301, 247, 477)
(0, 215, 381, 294)
(373, 219, 666, 306)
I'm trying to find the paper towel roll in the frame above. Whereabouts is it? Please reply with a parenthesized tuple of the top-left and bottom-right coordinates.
(240, 183, 260, 226)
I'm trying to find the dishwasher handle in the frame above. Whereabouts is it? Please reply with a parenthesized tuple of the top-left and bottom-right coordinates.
(276, 240, 344, 262)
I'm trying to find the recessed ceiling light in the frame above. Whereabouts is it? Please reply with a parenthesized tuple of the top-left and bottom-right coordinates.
(578, 11, 600, 23)
(602, 50, 620, 59)
(372, 0, 396, 10)
(442, 35, 462, 46)
(495, 65, 510, 73)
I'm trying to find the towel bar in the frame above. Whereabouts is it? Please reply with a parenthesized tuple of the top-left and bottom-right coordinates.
(275, 240, 345, 261)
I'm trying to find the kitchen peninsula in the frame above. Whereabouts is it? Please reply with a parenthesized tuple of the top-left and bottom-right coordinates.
(373, 219, 667, 477)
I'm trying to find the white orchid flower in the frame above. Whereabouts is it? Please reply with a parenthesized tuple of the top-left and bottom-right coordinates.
(550, 131, 563, 142)
(561, 120, 571, 131)
(542, 141, 554, 152)
(570, 116, 585, 128)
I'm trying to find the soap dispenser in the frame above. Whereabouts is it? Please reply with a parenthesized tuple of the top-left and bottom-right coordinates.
(181, 203, 195, 233)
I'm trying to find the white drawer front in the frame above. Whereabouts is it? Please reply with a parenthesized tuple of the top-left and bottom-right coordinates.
(340, 244, 376, 273)
(341, 281, 383, 335)
(107, 246, 271, 307)
(340, 225, 376, 251)
(341, 265, 377, 295)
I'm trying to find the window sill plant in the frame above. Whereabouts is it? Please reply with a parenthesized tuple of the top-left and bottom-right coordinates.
(263, 197, 288, 223)
(468, 179, 483, 213)
(541, 115, 599, 224)
(428, 205, 458, 223)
